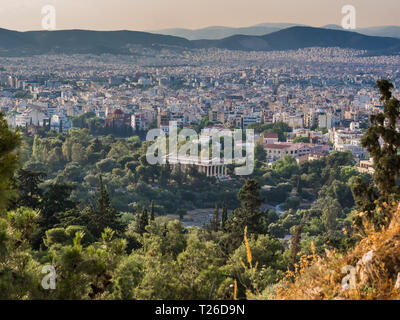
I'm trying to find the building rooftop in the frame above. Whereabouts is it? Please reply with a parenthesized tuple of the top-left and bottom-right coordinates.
(263, 132, 279, 139)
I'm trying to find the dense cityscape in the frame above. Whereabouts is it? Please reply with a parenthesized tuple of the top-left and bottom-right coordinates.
(2, 47, 399, 174)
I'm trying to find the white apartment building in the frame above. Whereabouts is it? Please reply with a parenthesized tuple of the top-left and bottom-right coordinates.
(264, 142, 312, 161)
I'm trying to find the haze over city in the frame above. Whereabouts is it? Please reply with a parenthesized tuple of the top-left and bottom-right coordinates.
(0, 0, 399, 31)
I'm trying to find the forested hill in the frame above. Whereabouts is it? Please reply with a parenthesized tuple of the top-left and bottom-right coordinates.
(0, 28, 192, 56)
(193, 27, 400, 53)
(1, 26, 400, 56)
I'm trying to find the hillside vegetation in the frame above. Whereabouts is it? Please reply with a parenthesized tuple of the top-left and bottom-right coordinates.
(260, 202, 400, 300)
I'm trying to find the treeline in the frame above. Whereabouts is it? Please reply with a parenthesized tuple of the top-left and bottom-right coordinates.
(71, 112, 136, 137)
(22, 128, 240, 214)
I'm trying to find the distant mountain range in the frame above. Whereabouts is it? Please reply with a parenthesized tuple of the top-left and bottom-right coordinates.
(193, 27, 400, 53)
(0, 28, 191, 56)
(151, 23, 302, 40)
(0, 26, 400, 56)
(153, 23, 400, 40)
(322, 24, 400, 39)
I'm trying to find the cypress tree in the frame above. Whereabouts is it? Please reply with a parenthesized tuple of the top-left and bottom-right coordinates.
(361, 79, 400, 198)
(98, 175, 110, 212)
(136, 207, 149, 235)
(221, 202, 228, 230)
(150, 200, 155, 221)
(211, 203, 220, 232)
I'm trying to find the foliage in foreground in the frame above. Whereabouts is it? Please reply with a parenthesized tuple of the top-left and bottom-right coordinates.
(252, 202, 400, 300)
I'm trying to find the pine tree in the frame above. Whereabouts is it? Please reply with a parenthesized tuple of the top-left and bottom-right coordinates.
(350, 176, 377, 212)
(86, 175, 123, 238)
(227, 179, 265, 246)
(40, 183, 76, 229)
(237, 179, 264, 214)
(16, 169, 46, 209)
(0, 111, 20, 210)
(361, 79, 400, 198)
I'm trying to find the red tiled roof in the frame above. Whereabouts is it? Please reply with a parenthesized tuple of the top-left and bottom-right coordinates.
(263, 133, 279, 139)
(263, 143, 289, 149)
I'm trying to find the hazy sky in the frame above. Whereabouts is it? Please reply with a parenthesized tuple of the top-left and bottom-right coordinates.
(0, 0, 399, 31)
